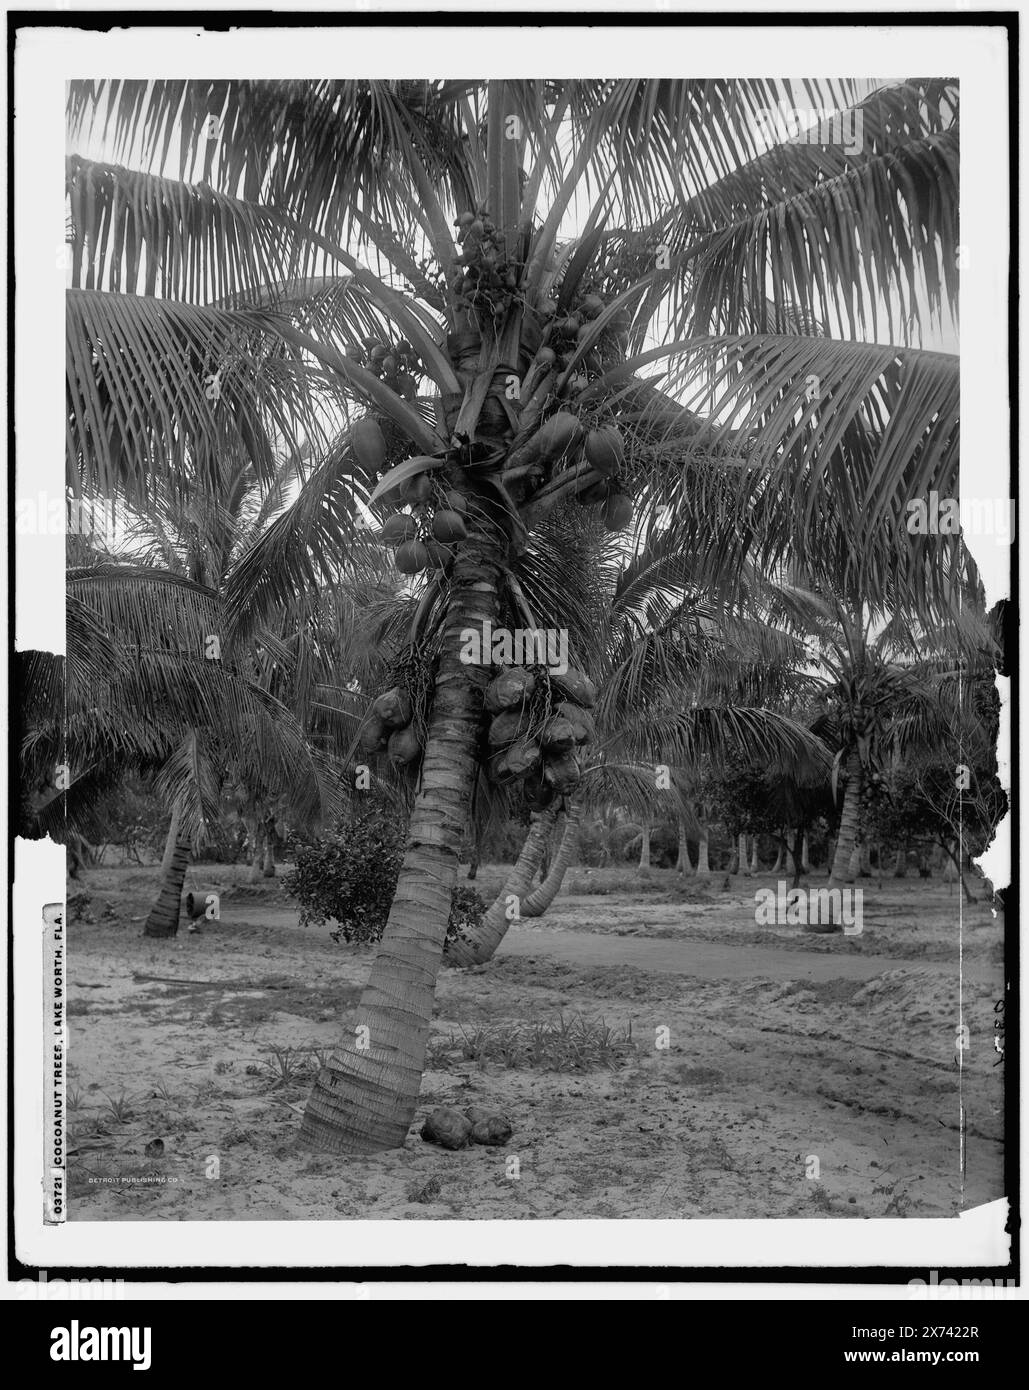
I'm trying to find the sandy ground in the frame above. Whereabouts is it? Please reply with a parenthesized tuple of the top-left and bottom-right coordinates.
(64, 863, 1005, 1221)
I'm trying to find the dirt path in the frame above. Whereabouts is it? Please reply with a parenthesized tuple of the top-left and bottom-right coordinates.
(499, 925, 995, 984)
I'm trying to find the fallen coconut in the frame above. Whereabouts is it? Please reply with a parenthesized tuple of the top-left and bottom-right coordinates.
(470, 1115, 513, 1146)
(421, 1107, 473, 1150)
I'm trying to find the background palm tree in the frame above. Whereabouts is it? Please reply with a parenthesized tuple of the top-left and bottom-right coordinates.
(65, 77, 960, 1154)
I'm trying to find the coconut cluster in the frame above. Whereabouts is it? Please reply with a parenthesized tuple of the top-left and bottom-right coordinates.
(484, 664, 597, 809)
(359, 685, 422, 767)
(526, 410, 634, 531)
(349, 417, 471, 577)
(450, 209, 521, 317)
(381, 483, 469, 576)
(345, 336, 422, 399)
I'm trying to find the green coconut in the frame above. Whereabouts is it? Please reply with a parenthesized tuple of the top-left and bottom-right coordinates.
(485, 667, 537, 714)
(432, 508, 468, 543)
(487, 750, 519, 785)
(372, 686, 414, 729)
(381, 512, 417, 545)
(535, 411, 582, 462)
(504, 738, 542, 778)
(422, 538, 451, 570)
(351, 418, 387, 471)
(584, 426, 624, 477)
(542, 716, 576, 754)
(550, 667, 598, 709)
(523, 773, 556, 811)
(577, 479, 611, 506)
(555, 701, 596, 745)
(543, 751, 581, 793)
(358, 715, 389, 755)
(603, 491, 634, 531)
(400, 473, 433, 506)
(488, 709, 531, 747)
(395, 539, 429, 574)
(387, 725, 422, 766)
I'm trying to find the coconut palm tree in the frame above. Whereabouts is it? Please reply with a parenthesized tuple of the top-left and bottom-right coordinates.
(66, 77, 959, 1153)
(767, 580, 995, 888)
(20, 552, 341, 935)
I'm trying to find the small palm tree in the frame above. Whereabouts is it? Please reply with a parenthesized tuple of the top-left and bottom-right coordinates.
(770, 581, 996, 886)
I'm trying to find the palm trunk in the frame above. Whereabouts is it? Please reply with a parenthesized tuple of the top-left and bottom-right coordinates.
(695, 827, 712, 875)
(801, 833, 812, 873)
(829, 750, 862, 884)
(677, 822, 693, 875)
(538, 840, 551, 882)
(262, 834, 275, 878)
(249, 820, 266, 882)
(790, 827, 804, 888)
(521, 802, 582, 916)
(770, 836, 784, 874)
(749, 837, 760, 874)
(893, 847, 907, 877)
(737, 832, 750, 877)
(300, 540, 502, 1155)
(243, 814, 258, 867)
(143, 802, 190, 939)
(637, 822, 651, 873)
(446, 805, 559, 967)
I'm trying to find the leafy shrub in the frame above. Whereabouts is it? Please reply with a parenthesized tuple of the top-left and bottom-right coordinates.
(283, 807, 486, 951)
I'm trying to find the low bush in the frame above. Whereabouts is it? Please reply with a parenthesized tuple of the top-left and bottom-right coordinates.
(283, 807, 486, 952)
